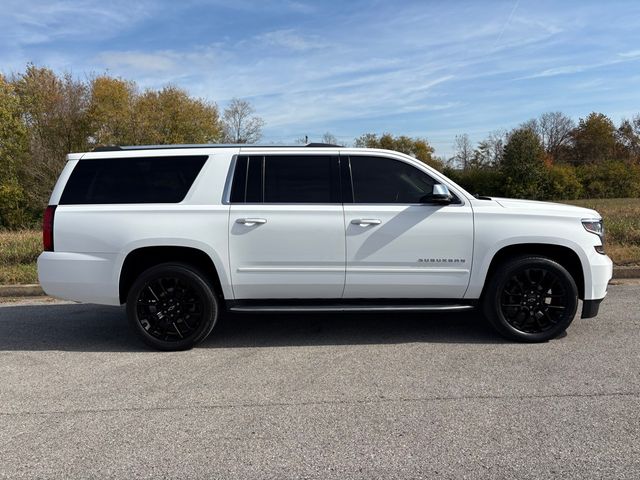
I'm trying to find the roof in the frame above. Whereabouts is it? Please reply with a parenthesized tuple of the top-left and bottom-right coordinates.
(92, 143, 342, 152)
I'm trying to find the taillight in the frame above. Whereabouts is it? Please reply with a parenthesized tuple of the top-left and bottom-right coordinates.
(43, 205, 56, 252)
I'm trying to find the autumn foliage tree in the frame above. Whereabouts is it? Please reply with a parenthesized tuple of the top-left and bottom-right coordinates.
(0, 75, 29, 227)
(0, 65, 225, 227)
(354, 132, 442, 170)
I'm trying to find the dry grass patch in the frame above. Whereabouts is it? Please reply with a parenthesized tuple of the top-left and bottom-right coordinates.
(567, 198, 640, 265)
(0, 230, 40, 284)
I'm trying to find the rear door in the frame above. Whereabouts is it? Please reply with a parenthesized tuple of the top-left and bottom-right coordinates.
(228, 153, 345, 299)
(342, 154, 473, 299)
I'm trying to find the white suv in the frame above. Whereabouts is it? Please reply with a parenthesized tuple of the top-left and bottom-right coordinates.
(38, 144, 612, 350)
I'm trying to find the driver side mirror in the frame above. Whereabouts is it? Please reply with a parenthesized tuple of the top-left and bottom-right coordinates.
(420, 183, 452, 204)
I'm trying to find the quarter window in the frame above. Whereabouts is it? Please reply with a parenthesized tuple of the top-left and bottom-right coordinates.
(60, 156, 207, 204)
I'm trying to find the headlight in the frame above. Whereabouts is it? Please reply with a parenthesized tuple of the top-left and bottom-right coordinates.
(582, 218, 604, 239)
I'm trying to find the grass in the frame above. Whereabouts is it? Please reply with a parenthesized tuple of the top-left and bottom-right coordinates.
(567, 198, 640, 266)
(0, 230, 40, 284)
(0, 198, 638, 285)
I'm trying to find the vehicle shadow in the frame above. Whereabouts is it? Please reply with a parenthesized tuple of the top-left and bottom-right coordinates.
(0, 302, 507, 352)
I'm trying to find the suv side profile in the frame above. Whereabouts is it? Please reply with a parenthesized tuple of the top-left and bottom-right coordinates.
(38, 144, 612, 350)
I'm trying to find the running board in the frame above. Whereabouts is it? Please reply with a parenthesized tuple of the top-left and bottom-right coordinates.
(228, 304, 475, 313)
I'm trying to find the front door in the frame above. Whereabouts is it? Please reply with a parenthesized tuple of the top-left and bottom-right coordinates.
(342, 155, 473, 299)
(228, 154, 345, 299)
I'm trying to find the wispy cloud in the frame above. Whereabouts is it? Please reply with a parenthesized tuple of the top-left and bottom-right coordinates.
(98, 51, 179, 73)
(2, 0, 640, 156)
(254, 29, 331, 52)
(618, 50, 640, 58)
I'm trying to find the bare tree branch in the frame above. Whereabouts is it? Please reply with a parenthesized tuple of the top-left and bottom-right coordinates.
(222, 98, 265, 143)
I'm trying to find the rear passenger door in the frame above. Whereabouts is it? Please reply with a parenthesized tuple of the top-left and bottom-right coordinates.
(228, 154, 345, 299)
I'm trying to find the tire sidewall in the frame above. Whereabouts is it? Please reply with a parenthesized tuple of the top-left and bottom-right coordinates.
(126, 263, 218, 351)
(485, 256, 578, 342)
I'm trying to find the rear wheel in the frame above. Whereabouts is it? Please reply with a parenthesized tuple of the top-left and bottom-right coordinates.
(482, 256, 578, 342)
(126, 263, 218, 350)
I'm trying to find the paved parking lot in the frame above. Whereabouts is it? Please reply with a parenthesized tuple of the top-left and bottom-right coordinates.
(1, 283, 639, 479)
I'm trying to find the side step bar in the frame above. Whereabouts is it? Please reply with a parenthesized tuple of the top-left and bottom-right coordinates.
(228, 304, 475, 313)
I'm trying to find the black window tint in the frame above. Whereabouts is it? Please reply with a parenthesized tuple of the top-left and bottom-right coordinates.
(263, 155, 336, 203)
(230, 156, 248, 203)
(246, 156, 263, 203)
(60, 156, 207, 204)
(350, 156, 437, 204)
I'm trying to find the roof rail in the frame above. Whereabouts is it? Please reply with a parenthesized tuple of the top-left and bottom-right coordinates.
(91, 143, 344, 152)
(92, 145, 123, 152)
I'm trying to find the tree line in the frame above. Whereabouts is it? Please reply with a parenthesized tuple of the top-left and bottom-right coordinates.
(443, 111, 640, 200)
(0, 65, 264, 227)
(1, 64, 639, 228)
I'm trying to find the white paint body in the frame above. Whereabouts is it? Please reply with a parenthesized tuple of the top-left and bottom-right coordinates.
(38, 146, 612, 306)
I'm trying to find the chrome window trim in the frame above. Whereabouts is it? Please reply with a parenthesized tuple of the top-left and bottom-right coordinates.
(221, 154, 238, 205)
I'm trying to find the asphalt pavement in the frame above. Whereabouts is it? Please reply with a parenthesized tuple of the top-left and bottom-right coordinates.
(0, 284, 639, 479)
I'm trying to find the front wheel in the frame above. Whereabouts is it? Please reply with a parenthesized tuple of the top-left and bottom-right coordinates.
(126, 263, 219, 351)
(482, 256, 578, 342)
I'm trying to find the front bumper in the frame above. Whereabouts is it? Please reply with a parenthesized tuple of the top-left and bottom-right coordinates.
(579, 250, 611, 319)
(584, 251, 612, 300)
(581, 298, 603, 318)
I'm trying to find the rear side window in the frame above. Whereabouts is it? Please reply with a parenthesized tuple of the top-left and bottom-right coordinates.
(264, 155, 337, 203)
(230, 155, 339, 203)
(60, 156, 207, 204)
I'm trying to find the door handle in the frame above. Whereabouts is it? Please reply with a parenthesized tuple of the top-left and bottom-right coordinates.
(351, 218, 382, 227)
(236, 218, 267, 226)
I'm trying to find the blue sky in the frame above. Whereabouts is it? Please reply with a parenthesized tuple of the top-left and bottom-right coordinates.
(2, 0, 640, 157)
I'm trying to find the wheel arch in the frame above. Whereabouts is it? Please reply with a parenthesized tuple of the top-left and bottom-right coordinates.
(119, 246, 226, 304)
(479, 243, 585, 300)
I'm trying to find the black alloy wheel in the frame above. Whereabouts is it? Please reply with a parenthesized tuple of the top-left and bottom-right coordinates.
(127, 263, 218, 350)
(483, 256, 578, 342)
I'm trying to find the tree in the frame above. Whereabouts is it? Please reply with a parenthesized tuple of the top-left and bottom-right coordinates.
(571, 112, 617, 164)
(321, 132, 338, 145)
(472, 130, 505, 168)
(87, 76, 137, 146)
(353, 132, 441, 170)
(521, 112, 575, 163)
(131, 86, 222, 145)
(501, 127, 546, 198)
(616, 116, 640, 160)
(2, 65, 228, 225)
(11, 65, 91, 212)
(451, 134, 474, 169)
(538, 112, 575, 161)
(222, 98, 265, 143)
(0, 75, 29, 227)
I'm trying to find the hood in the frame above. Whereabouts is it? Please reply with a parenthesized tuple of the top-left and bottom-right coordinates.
(492, 197, 600, 218)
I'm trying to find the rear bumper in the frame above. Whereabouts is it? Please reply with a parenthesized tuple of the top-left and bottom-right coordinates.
(37, 251, 120, 305)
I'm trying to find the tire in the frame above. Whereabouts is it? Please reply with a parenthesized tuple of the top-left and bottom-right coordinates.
(482, 256, 578, 342)
(126, 263, 219, 351)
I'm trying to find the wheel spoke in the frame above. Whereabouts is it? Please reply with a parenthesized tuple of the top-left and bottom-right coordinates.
(499, 265, 571, 334)
(146, 285, 160, 301)
(136, 274, 205, 343)
(172, 322, 184, 338)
